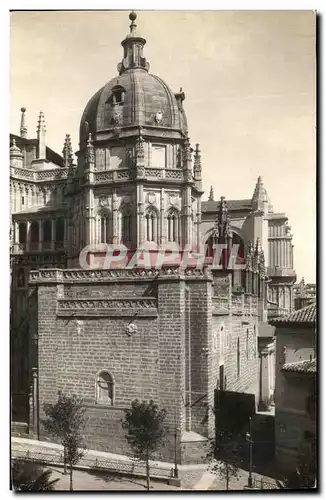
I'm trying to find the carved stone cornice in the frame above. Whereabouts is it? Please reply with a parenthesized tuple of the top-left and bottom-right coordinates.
(59, 298, 157, 308)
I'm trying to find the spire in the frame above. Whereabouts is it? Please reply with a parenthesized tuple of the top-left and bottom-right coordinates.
(117, 11, 149, 75)
(208, 185, 214, 201)
(193, 143, 202, 181)
(20, 107, 27, 138)
(183, 135, 192, 163)
(85, 133, 95, 165)
(245, 241, 254, 270)
(37, 111, 46, 159)
(252, 176, 272, 212)
(62, 134, 74, 168)
(216, 196, 232, 240)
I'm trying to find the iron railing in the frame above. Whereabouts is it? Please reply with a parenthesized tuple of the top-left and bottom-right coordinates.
(11, 447, 172, 479)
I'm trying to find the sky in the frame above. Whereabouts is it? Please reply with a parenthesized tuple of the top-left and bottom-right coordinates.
(9, 10, 316, 282)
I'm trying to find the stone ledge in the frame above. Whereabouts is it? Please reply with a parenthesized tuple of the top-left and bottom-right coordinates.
(181, 431, 208, 443)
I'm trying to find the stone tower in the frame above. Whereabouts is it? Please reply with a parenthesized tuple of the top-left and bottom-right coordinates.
(67, 11, 204, 267)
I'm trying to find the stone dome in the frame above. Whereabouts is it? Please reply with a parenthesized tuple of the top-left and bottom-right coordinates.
(79, 12, 187, 145)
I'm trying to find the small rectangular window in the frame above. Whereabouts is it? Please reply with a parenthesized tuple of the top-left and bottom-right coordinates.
(152, 145, 166, 168)
(21, 196, 24, 206)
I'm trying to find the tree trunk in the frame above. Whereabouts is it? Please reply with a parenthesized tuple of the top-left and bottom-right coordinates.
(63, 446, 67, 475)
(226, 465, 229, 491)
(146, 455, 150, 491)
(69, 463, 73, 491)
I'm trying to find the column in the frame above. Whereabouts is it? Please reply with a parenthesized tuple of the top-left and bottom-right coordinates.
(38, 219, 43, 252)
(112, 192, 118, 244)
(160, 188, 165, 245)
(14, 221, 19, 244)
(137, 184, 144, 246)
(26, 220, 31, 252)
(51, 219, 56, 251)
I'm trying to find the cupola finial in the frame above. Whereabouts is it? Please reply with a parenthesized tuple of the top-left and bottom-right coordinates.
(129, 11, 137, 33)
(20, 107, 27, 138)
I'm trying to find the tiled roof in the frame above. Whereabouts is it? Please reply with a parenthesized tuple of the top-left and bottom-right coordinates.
(202, 199, 252, 213)
(282, 358, 316, 373)
(270, 303, 316, 325)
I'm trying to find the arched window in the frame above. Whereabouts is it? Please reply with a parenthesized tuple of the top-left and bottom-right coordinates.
(121, 212, 132, 244)
(99, 211, 112, 244)
(145, 208, 158, 242)
(43, 220, 52, 242)
(167, 209, 180, 243)
(246, 329, 249, 359)
(96, 371, 114, 405)
(237, 337, 240, 379)
(111, 85, 126, 105)
(18, 222, 26, 244)
(30, 221, 39, 243)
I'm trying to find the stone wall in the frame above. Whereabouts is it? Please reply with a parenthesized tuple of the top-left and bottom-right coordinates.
(29, 268, 213, 464)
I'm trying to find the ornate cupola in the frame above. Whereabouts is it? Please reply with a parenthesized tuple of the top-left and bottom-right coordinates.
(10, 138, 24, 168)
(118, 11, 150, 75)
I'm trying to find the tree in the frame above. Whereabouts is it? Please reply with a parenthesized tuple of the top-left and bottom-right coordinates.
(122, 399, 167, 491)
(11, 459, 59, 491)
(42, 391, 86, 491)
(276, 455, 316, 489)
(209, 458, 240, 490)
(208, 432, 241, 490)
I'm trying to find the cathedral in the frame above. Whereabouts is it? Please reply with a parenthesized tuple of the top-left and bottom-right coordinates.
(10, 12, 296, 463)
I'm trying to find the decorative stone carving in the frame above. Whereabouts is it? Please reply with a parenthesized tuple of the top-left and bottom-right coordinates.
(99, 197, 111, 209)
(146, 192, 156, 205)
(137, 166, 145, 178)
(168, 193, 179, 207)
(57, 298, 157, 310)
(166, 170, 183, 180)
(85, 133, 95, 165)
(75, 320, 84, 334)
(154, 111, 163, 124)
(112, 110, 122, 126)
(144, 168, 162, 178)
(94, 171, 114, 183)
(126, 323, 138, 336)
(183, 136, 192, 163)
(136, 129, 145, 160)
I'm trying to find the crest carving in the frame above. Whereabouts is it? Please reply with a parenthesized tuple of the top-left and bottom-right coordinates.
(155, 111, 163, 124)
(146, 192, 156, 205)
(126, 323, 137, 336)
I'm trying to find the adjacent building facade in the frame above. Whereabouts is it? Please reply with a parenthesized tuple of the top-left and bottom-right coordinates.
(272, 303, 316, 473)
(11, 12, 297, 462)
(293, 278, 316, 311)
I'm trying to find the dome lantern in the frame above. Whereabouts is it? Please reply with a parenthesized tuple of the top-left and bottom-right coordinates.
(117, 11, 150, 75)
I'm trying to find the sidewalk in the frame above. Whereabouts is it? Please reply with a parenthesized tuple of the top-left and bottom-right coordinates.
(11, 437, 278, 490)
(11, 436, 207, 490)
